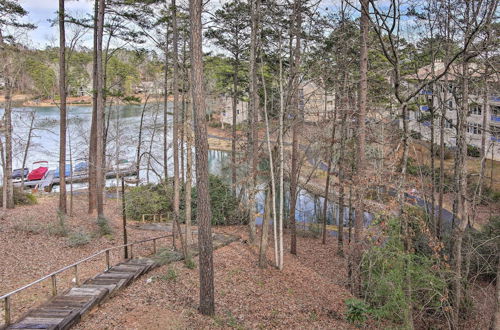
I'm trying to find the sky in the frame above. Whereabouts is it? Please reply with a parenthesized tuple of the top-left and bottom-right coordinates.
(19, 0, 93, 48)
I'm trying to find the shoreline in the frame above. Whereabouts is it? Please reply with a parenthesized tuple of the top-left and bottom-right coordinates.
(2, 94, 170, 108)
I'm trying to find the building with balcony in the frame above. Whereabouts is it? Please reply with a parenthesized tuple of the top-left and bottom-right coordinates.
(404, 61, 500, 161)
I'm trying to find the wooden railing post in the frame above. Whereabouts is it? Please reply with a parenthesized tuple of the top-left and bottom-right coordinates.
(130, 244, 134, 259)
(74, 265, 79, 286)
(153, 239, 157, 254)
(51, 275, 57, 296)
(105, 250, 110, 270)
(4, 296, 11, 326)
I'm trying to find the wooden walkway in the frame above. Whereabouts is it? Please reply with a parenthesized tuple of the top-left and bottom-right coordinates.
(4, 233, 239, 330)
(5, 258, 157, 330)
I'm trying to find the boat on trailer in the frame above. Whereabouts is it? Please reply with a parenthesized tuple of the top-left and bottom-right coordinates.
(27, 161, 49, 181)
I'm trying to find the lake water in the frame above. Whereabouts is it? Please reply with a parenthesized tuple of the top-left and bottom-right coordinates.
(0, 104, 372, 227)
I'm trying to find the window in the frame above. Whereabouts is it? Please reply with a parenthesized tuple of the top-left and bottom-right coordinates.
(470, 104, 482, 116)
(492, 106, 500, 117)
(467, 122, 482, 135)
(445, 119, 453, 129)
(490, 125, 500, 138)
(448, 100, 453, 109)
(448, 83, 454, 93)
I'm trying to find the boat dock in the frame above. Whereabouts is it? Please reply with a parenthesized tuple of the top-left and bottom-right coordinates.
(15, 167, 138, 192)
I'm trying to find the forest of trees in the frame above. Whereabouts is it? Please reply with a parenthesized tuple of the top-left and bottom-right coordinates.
(1, 0, 499, 328)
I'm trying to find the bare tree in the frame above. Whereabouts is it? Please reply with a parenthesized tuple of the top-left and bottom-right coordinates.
(58, 0, 67, 214)
(190, 0, 214, 315)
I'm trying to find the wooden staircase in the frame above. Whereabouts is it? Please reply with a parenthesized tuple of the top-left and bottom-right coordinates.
(5, 258, 157, 330)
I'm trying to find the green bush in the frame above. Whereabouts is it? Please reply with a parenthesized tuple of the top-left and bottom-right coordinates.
(125, 183, 173, 220)
(48, 211, 69, 237)
(125, 177, 245, 226)
(191, 175, 246, 226)
(467, 145, 480, 157)
(67, 231, 92, 247)
(0, 187, 37, 207)
(361, 215, 448, 325)
(345, 298, 369, 326)
(97, 216, 113, 236)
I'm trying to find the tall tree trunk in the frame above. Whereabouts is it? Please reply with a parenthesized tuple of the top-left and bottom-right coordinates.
(259, 187, 272, 268)
(493, 252, 500, 330)
(231, 59, 238, 195)
(58, 0, 67, 214)
(95, 0, 105, 219)
(172, 0, 182, 252)
(247, 0, 260, 244)
(3, 69, 14, 208)
(88, 0, 98, 214)
(322, 101, 336, 245)
(21, 112, 36, 187)
(289, 0, 302, 256)
(351, 0, 369, 296)
(278, 34, 285, 270)
(136, 97, 149, 185)
(451, 57, 470, 330)
(163, 29, 169, 181)
(190, 0, 214, 315)
(261, 58, 278, 266)
(185, 78, 193, 245)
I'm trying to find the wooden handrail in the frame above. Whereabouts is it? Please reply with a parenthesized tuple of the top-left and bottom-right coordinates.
(1, 234, 170, 326)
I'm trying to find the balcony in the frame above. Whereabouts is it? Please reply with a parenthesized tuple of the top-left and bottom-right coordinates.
(422, 121, 431, 127)
(491, 115, 500, 122)
(420, 105, 430, 111)
(420, 90, 432, 95)
(490, 96, 500, 102)
(491, 136, 500, 142)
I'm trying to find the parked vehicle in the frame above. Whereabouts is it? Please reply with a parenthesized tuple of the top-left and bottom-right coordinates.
(11, 168, 29, 183)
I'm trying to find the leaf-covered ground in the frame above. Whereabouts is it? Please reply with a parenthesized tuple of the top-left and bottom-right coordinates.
(74, 226, 356, 329)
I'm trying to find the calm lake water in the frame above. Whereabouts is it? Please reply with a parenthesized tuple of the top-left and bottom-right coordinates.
(0, 104, 372, 227)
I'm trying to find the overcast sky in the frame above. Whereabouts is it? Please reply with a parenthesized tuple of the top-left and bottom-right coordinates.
(19, 0, 93, 47)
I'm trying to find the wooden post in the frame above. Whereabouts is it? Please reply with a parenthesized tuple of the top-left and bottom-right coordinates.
(105, 250, 110, 270)
(153, 239, 157, 254)
(4, 296, 11, 326)
(51, 275, 57, 296)
(121, 177, 128, 259)
(130, 244, 134, 259)
(74, 265, 79, 286)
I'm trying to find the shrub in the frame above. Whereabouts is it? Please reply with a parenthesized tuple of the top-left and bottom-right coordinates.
(345, 298, 369, 326)
(13, 216, 45, 234)
(468, 216, 500, 280)
(48, 211, 68, 237)
(361, 215, 448, 326)
(191, 175, 246, 226)
(410, 130, 422, 140)
(0, 188, 37, 207)
(467, 145, 480, 157)
(97, 216, 113, 236)
(125, 183, 173, 220)
(67, 231, 92, 247)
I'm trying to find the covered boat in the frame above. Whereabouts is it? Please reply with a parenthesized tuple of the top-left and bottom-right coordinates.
(74, 161, 88, 174)
(27, 161, 49, 181)
(54, 164, 72, 178)
(11, 168, 29, 181)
